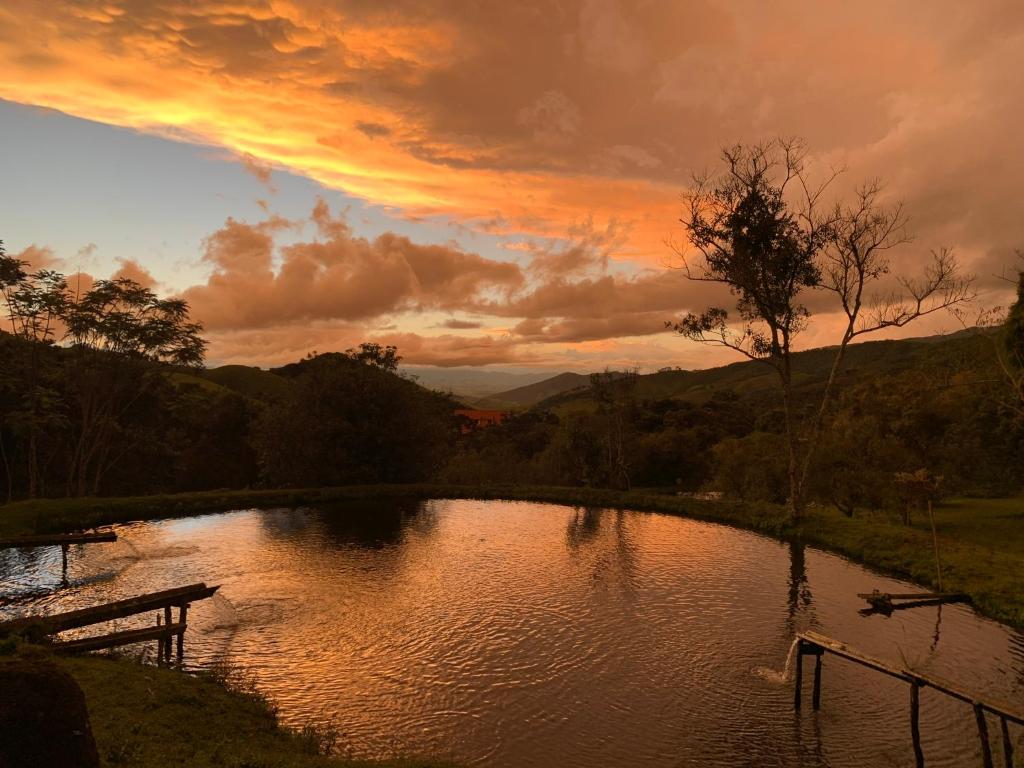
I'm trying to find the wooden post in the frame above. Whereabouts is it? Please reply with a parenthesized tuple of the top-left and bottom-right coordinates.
(910, 682, 924, 768)
(61, 543, 69, 582)
(176, 604, 188, 664)
(155, 613, 164, 665)
(1002, 717, 1015, 768)
(812, 653, 823, 711)
(163, 606, 172, 662)
(794, 640, 804, 711)
(975, 703, 994, 768)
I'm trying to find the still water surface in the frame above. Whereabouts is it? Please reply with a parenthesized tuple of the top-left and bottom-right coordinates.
(1, 499, 1022, 767)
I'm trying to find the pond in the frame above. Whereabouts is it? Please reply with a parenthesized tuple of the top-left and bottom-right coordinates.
(1, 499, 1022, 767)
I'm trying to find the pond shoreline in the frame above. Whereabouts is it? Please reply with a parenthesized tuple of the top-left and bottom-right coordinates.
(3, 486, 1022, 766)
(2, 484, 1022, 632)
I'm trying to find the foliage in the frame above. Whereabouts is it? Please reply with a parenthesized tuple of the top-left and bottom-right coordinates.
(1005, 268, 1024, 364)
(253, 352, 458, 487)
(668, 139, 972, 520)
(711, 432, 789, 503)
(441, 329, 1023, 509)
(0, 252, 210, 499)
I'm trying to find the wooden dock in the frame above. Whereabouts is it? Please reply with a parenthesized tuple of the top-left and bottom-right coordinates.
(857, 590, 969, 614)
(0, 530, 118, 581)
(795, 630, 1021, 767)
(0, 582, 219, 665)
(0, 532, 118, 548)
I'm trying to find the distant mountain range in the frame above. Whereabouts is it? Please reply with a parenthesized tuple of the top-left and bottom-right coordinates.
(399, 367, 556, 399)
(194, 328, 990, 412)
(470, 372, 592, 409)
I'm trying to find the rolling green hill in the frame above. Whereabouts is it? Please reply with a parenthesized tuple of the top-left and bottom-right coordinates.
(201, 364, 293, 401)
(473, 372, 592, 410)
(537, 329, 990, 414)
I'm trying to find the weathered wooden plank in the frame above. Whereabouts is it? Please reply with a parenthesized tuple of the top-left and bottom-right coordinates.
(856, 592, 968, 601)
(799, 630, 913, 683)
(52, 623, 186, 654)
(0, 532, 117, 548)
(0, 583, 218, 635)
(798, 631, 1024, 726)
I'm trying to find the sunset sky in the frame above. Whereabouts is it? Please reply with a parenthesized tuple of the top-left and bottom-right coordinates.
(1, 1, 1022, 372)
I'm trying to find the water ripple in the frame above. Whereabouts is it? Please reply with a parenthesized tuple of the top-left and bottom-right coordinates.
(1, 499, 1021, 768)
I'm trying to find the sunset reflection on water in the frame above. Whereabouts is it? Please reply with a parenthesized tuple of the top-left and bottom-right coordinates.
(2, 499, 1022, 767)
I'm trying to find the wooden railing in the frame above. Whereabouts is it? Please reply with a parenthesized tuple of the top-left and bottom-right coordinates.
(0, 531, 118, 581)
(796, 630, 1021, 768)
(0, 582, 219, 665)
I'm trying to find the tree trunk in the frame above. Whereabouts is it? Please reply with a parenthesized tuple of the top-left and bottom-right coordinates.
(0, 428, 11, 505)
(27, 427, 39, 499)
(777, 357, 804, 521)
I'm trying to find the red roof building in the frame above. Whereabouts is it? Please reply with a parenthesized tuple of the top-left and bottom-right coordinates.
(454, 409, 507, 433)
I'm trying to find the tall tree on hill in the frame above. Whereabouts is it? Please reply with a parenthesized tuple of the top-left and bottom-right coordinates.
(589, 369, 638, 490)
(998, 259, 1024, 412)
(62, 278, 206, 496)
(669, 139, 973, 520)
(0, 243, 68, 497)
(253, 350, 456, 487)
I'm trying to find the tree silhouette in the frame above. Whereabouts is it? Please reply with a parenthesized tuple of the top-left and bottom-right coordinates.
(670, 139, 972, 520)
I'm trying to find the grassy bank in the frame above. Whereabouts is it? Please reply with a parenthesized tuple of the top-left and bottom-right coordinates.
(55, 652, 448, 768)
(2, 484, 1022, 629)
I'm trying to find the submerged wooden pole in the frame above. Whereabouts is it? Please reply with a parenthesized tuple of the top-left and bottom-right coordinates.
(910, 682, 924, 768)
(1002, 717, 1015, 768)
(60, 544, 69, 582)
(793, 641, 804, 711)
(975, 703, 994, 768)
(812, 653, 823, 711)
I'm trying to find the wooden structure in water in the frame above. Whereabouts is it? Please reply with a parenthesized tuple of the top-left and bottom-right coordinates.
(0, 531, 118, 582)
(795, 630, 1021, 768)
(0, 582, 219, 665)
(858, 590, 969, 614)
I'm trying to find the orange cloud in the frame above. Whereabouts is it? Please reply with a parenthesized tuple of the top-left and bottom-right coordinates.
(3, 1, 1023, 369)
(183, 201, 523, 331)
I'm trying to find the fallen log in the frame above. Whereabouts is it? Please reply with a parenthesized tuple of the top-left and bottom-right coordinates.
(857, 590, 968, 613)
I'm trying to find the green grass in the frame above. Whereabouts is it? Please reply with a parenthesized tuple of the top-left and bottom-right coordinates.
(53, 653, 449, 768)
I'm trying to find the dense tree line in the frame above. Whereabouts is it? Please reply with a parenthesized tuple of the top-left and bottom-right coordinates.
(2, 215, 1021, 516)
(0, 242, 459, 501)
(443, 327, 1024, 514)
(252, 347, 457, 487)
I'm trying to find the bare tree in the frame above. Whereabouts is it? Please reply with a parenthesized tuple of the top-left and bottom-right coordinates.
(669, 139, 973, 520)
